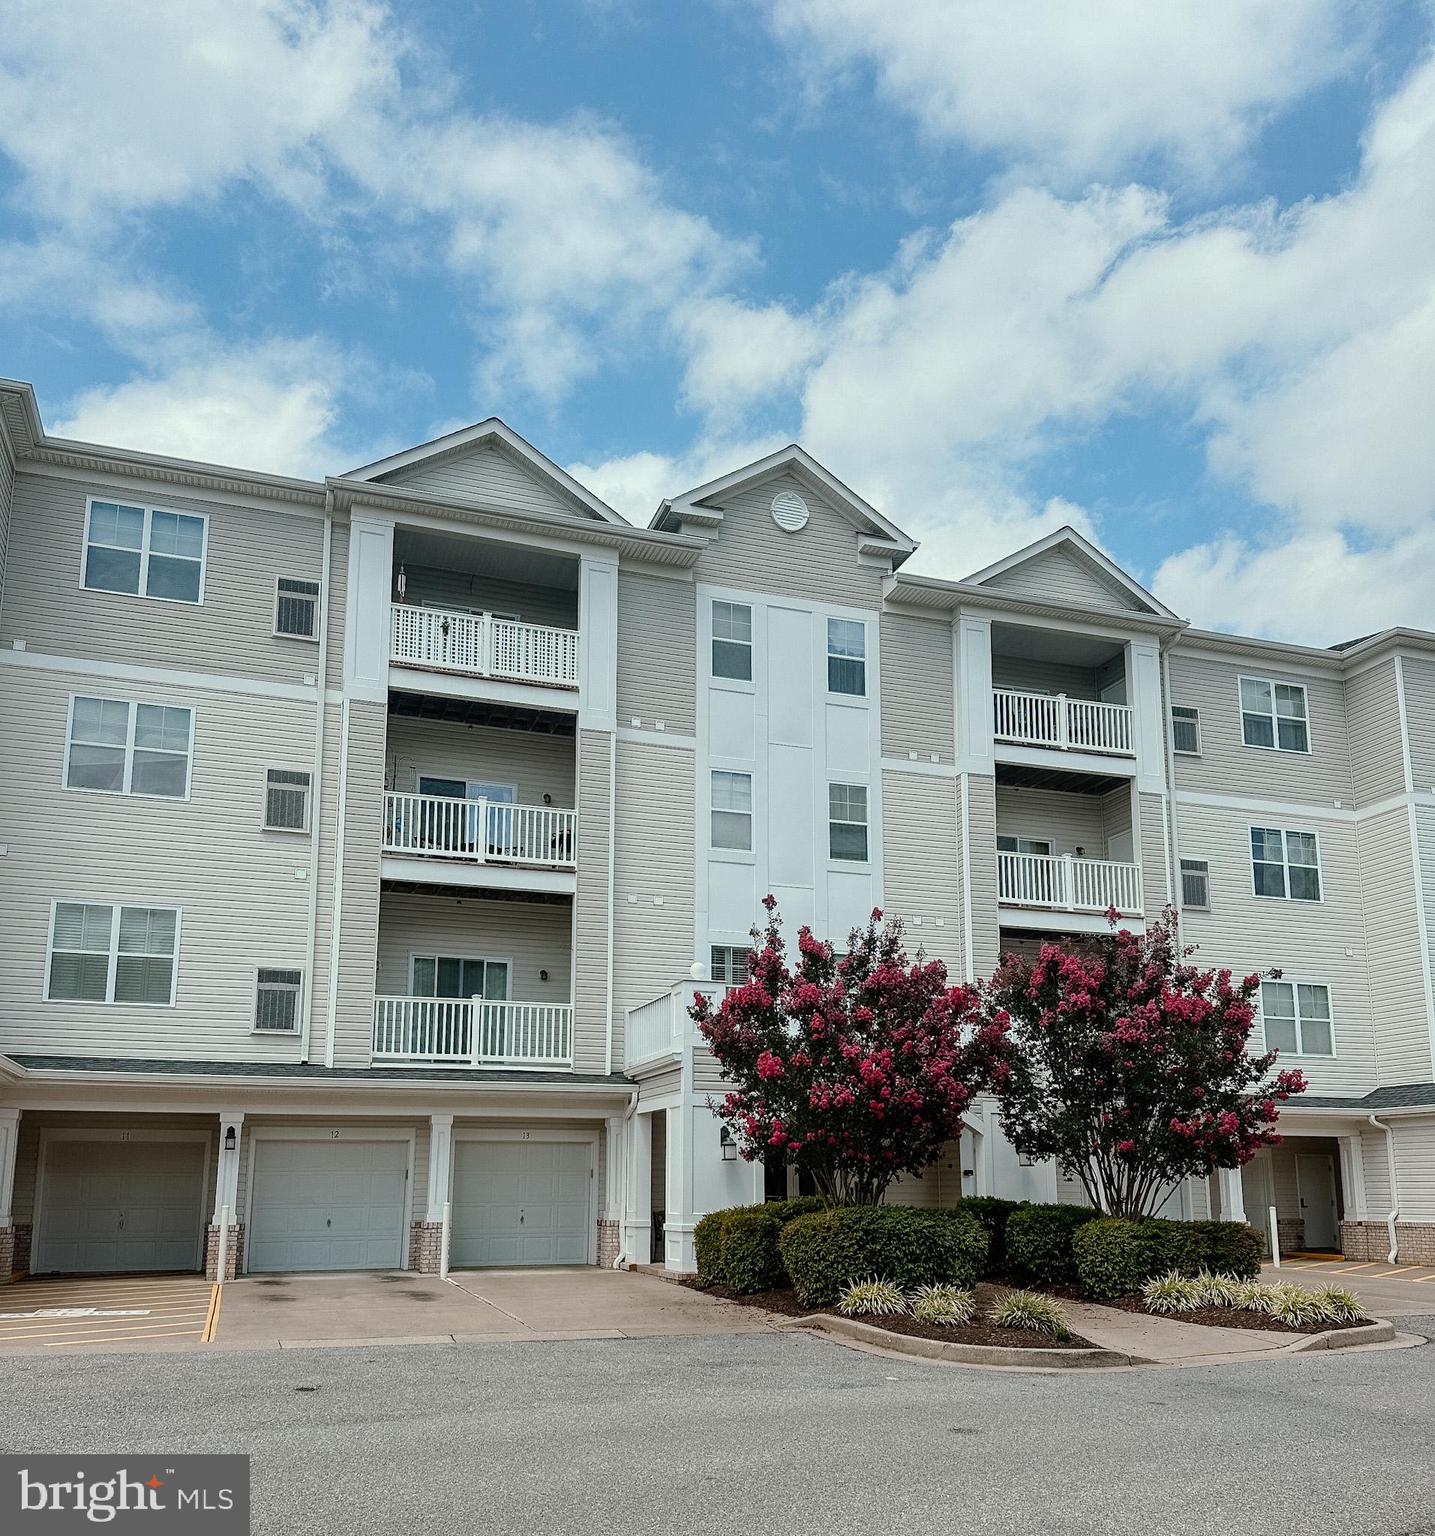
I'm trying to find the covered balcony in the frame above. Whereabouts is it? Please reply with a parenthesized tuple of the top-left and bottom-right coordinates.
(372, 997, 573, 1069)
(990, 622, 1133, 759)
(381, 793, 575, 869)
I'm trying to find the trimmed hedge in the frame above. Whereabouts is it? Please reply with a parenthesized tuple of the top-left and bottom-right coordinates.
(949, 1197, 1023, 1276)
(695, 1197, 828, 1291)
(779, 1205, 989, 1308)
(1188, 1219, 1263, 1279)
(1071, 1218, 1200, 1300)
(1005, 1203, 1100, 1284)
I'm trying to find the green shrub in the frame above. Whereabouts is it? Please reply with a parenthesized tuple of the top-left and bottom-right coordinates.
(1187, 1219, 1263, 1278)
(779, 1205, 989, 1308)
(1005, 1203, 1099, 1284)
(836, 1277, 907, 1317)
(990, 1290, 1071, 1339)
(694, 1196, 828, 1290)
(948, 1197, 1022, 1275)
(694, 1208, 732, 1286)
(1072, 1217, 1206, 1300)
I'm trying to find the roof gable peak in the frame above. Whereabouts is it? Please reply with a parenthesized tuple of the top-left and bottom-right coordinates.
(965, 526, 1179, 620)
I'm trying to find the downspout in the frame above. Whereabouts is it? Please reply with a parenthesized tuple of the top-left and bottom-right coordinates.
(299, 509, 333, 1060)
(612, 1089, 640, 1268)
(1159, 648, 1179, 914)
(1367, 1113, 1400, 1263)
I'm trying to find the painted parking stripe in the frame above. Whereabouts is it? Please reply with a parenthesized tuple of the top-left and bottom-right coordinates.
(202, 1285, 221, 1343)
(0, 1311, 211, 1343)
(0, 1304, 212, 1331)
(1327, 1263, 1378, 1273)
(46, 1326, 208, 1349)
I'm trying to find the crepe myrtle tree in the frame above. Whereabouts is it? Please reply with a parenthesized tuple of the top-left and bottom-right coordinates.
(987, 908, 1306, 1218)
(690, 897, 1012, 1205)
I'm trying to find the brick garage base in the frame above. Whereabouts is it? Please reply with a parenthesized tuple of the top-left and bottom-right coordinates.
(0, 1226, 13, 1285)
(205, 1223, 245, 1281)
(1277, 1217, 1306, 1255)
(1340, 1220, 1435, 1264)
(11, 1225, 31, 1276)
(410, 1221, 444, 1274)
(596, 1218, 619, 1268)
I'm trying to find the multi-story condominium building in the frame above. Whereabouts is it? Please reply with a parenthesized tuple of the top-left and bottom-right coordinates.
(1, 371, 1433, 1285)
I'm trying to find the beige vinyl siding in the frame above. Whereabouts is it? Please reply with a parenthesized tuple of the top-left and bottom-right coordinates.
(990, 655, 1101, 700)
(880, 612, 954, 762)
(887, 1142, 963, 1209)
(2, 470, 326, 685)
(638, 1067, 682, 1104)
(306, 696, 347, 1064)
(1139, 792, 1170, 911)
(1357, 805, 1433, 1082)
(378, 439, 587, 519)
(690, 473, 888, 611)
(395, 567, 578, 630)
(375, 889, 572, 1004)
(0, 665, 316, 1059)
(1404, 656, 1435, 789)
(572, 729, 614, 1074)
(994, 784, 1107, 856)
(1344, 660, 1406, 806)
(1101, 783, 1136, 852)
(617, 570, 696, 735)
(1175, 802, 1377, 1096)
(983, 547, 1149, 613)
(323, 522, 349, 688)
(1358, 1128, 1392, 1215)
(1385, 1116, 1435, 1222)
(387, 717, 576, 807)
(0, 423, 13, 605)
(692, 1046, 728, 1097)
(882, 769, 961, 973)
(965, 773, 1000, 977)
(1419, 804, 1435, 1054)
(1166, 650, 1354, 805)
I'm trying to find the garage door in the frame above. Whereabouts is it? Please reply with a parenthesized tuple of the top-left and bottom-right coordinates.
(450, 1139, 591, 1267)
(246, 1138, 409, 1273)
(35, 1138, 206, 1275)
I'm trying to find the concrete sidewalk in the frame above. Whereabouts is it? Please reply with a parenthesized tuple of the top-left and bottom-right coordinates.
(1059, 1298, 1296, 1365)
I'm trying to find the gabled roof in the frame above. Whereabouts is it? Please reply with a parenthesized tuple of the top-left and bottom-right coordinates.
(346, 418, 627, 525)
(651, 444, 917, 567)
(964, 526, 1180, 620)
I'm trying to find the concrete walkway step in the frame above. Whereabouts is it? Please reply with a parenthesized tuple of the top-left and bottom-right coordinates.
(1061, 1299, 1304, 1363)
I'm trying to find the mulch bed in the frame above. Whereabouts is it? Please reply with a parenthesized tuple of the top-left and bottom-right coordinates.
(683, 1279, 1096, 1350)
(1091, 1294, 1366, 1334)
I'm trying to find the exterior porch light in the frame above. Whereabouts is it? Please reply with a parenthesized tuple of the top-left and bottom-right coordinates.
(223, 1125, 237, 1153)
(720, 1126, 738, 1162)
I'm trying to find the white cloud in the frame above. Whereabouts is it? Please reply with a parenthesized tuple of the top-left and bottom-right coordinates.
(568, 433, 788, 524)
(674, 297, 825, 421)
(765, 0, 1360, 185)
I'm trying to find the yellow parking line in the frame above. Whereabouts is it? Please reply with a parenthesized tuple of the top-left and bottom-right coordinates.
(0, 1312, 210, 1343)
(0, 1306, 214, 1334)
(1410, 1272, 1435, 1283)
(1368, 1267, 1412, 1277)
(46, 1326, 205, 1349)
(1327, 1263, 1378, 1273)
(202, 1285, 221, 1343)
(5, 1286, 209, 1305)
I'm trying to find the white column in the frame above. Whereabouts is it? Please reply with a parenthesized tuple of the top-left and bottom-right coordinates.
(0, 1108, 19, 1229)
(623, 1111, 653, 1265)
(664, 1105, 695, 1273)
(426, 1114, 454, 1223)
(1218, 1165, 1247, 1225)
(1338, 1134, 1366, 1222)
(578, 552, 619, 732)
(955, 615, 995, 773)
(212, 1110, 245, 1224)
(1126, 639, 1166, 796)
(343, 512, 396, 700)
(603, 1115, 625, 1221)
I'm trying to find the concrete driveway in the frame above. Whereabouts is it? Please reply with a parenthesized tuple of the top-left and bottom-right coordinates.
(1265, 1258, 1435, 1317)
(214, 1267, 777, 1350)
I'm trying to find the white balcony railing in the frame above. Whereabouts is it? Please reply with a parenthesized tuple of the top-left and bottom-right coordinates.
(992, 688, 1134, 756)
(997, 850, 1143, 916)
(390, 603, 579, 689)
(625, 980, 732, 1071)
(382, 792, 576, 868)
(372, 997, 574, 1069)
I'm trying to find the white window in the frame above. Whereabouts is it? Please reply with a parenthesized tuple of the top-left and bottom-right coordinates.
(264, 769, 311, 832)
(829, 783, 869, 862)
(709, 945, 752, 984)
(826, 618, 866, 696)
(1180, 858, 1210, 910)
(1239, 676, 1309, 752)
(1251, 826, 1321, 901)
(83, 499, 206, 604)
(46, 902, 179, 1005)
(712, 600, 753, 681)
(996, 835, 1052, 857)
(711, 771, 753, 851)
(255, 969, 302, 1032)
(275, 577, 320, 639)
(1261, 980, 1334, 1057)
(411, 955, 509, 999)
(65, 696, 193, 799)
(1170, 704, 1201, 755)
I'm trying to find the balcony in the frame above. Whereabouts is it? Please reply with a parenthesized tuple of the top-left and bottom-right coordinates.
(997, 850, 1142, 916)
(993, 688, 1133, 757)
(390, 603, 579, 690)
(382, 791, 576, 869)
(372, 997, 573, 1069)
(625, 980, 729, 1073)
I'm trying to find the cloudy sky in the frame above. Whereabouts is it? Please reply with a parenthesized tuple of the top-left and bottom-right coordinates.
(1, 1, 1432, 642)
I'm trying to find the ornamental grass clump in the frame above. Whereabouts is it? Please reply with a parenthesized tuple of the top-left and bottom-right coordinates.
(837, 1277, 908, 1318)
(990, 1290, 1071, 1339)
(1307, 1284, 1370, 1323)
(909, 1283, 977, 1327)
(1252, 1282, 1327, 1326)
(1191, 1270, 1242, 1308)
(1142, 1272, 1203, 1314)
(1232, 1277, 1267, 1310)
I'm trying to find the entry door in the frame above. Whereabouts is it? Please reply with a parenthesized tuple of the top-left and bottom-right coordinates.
(449, 1139, 592, 1267)
(1296, 1154, 1340, 1250)
(418, 776, 516, 851)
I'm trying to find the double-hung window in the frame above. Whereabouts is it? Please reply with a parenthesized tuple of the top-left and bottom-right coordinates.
(255, 969, 303, 1032)
(1251, 827, 1321, 901)
(711, 771, 753, 851)
(1179, 858, 1210, 910)
(826, 618, 866, 696)
(712, 601, 753, 681)
(1260, 980, 1333, 1057)
(828, 783, 869, 862)
(264, 770, 312, 832)
(1170, 704, 1201, 755)
(47, 902, 179, 1005)
(1240, 676, 1309, 752)
(709, 945, 753, 984)
(65, 696, 193, 798)
(83, 499, 206, 603)
(275, 577, 320, 638)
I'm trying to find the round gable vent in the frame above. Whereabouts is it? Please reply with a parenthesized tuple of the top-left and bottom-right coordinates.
(770, 489, 809, 532)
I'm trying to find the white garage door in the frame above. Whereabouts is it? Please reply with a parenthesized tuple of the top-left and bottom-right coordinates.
(35, 1138, 207, 1275)
(247, 1138, 409, 1273)
(450, 1139, 591, 1267)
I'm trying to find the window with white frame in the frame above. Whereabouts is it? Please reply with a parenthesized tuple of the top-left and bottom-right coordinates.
(274, 577, 320, 639)
(65, 696, 193, 798)
(1170, 704, 1201, 755)
(996, 835, 1052, 857)
(1180, 858, 1210, 909)
(1250, 826, 1321, 901)
(826, 618, 866, 696)
(829, 783, 869, 861)
(1239, 676, 1309, 752)
(711, 600, 753, 681)
(710, 945, 753, 984)
(47, 902, 179, 1005)
(255, 968, 302, 1032)
(264, 769, 311, 831)
(711, 770, 753, 851)
(1260, 980, 1333, 1057)
(83, 499, 206, 603)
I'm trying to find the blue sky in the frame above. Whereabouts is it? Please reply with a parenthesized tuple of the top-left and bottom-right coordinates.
(1, 1, 1433, 641)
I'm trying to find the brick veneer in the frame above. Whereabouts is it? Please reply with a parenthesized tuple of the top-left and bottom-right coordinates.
(1276, 1217, 1306, 1255)
(204, 1222, 245, 1281)
(0, 1226, 14, 1285)
(1340, 1219, 1435, 1264)
(596, 1218, 619, 1268)
(410, 1220, 444, 1274)
(11, 1224, 31, 1275)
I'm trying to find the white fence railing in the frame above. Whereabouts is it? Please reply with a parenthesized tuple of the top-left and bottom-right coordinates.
(992, 688, 1134, 756)
(390, 603, 579, 689)
(372, 997, 574, 1068)
(382, 792, 576, 868)
(996, 851, 1143, 915)
(624, 980, 732, 1071)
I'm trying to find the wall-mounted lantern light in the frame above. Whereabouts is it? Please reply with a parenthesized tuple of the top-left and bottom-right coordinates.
(223, 1125, 237, 1153)
(720, 1126, 737, 1162)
